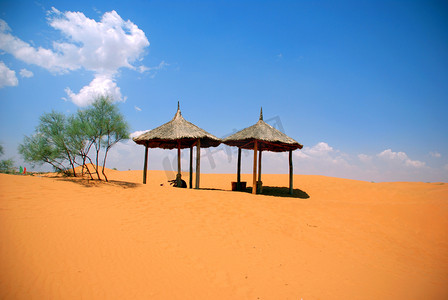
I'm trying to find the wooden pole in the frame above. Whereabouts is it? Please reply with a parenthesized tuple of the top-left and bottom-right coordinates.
(176, 141, 181, 187)
(195, 139, 201, 189)
(258, 149, 262, 182)
(289, 150, 293, 195)
(143, 144, 148, 184)
(237, 147, 241, 190)
(252, 140, 258, 194)
(189, 146, 193, 189)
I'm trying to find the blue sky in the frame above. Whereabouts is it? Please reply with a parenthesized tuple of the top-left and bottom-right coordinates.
(0, 0, 447, 182)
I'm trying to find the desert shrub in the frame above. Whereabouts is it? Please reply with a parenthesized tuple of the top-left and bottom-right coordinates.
(0, 144, 15, 174)
(19, 96, 129, 181)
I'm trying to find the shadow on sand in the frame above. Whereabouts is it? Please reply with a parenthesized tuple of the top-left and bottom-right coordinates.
(242, 186, 310, 199)
(56, 176, 308, 197)
(173, 185, 309, 199)
(57, 178, 140, 189)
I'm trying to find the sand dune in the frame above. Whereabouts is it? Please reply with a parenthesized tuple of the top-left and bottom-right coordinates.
(0, 170, 447, 299)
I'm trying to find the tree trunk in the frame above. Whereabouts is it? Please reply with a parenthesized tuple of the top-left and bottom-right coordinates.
(45, 159, 65, 172)
(95, 147, 101, 180)
(86, 155, 99, 180)
(82, 155, 94, 180)
(83, 142, 94, 179)
(101, 147, 110, 182)
(66, 150, 77, 177)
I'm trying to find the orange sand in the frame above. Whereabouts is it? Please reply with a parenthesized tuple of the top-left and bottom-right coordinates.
(0, 170, 447, 299)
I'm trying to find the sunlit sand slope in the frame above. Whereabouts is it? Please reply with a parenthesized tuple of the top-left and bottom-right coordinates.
(1, 171, 447, 299)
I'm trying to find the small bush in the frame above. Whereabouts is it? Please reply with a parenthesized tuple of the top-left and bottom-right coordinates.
(0, 144, 15, 174)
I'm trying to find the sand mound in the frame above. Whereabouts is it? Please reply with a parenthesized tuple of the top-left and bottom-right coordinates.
(1, 171, 447, 299)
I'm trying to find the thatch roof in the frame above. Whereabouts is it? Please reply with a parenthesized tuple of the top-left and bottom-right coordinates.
(223, 108, 303, 152)
(133, 103, 221, 149)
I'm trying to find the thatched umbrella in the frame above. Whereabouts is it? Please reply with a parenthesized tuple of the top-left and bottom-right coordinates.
(133, 102, 221, 188)
(223, 108, 303, 194)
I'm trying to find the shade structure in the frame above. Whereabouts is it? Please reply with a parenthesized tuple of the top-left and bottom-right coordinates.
(223, 108, 303, 194)
(133, 102, 221, 188)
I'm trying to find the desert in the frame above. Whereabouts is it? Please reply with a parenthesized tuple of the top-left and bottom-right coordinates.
(1, 169, 447, 299)
(2, 2, 448, 299)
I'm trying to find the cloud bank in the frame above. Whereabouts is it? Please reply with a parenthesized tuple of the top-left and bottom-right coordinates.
(0, 61, 18, 88)
(103, 136, 447, 183)
(64, 74, 124, 106)
(19, 68, 33, 78)
(377, 149, 425, 168)
(0, 8, 150, 105)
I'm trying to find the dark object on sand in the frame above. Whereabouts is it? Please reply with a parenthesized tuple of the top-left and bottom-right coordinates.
(169, 178, 187, 188)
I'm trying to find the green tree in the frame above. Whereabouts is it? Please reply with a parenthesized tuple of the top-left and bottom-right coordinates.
(19, 112, 78, 175)
(19, 132, 67, 173)
(0, 144, 15, 174)
(67, 113, 96, 179)
(18, 96, 129, 181)
(82, 96, 129, 181)
(37, 111, 79, 176)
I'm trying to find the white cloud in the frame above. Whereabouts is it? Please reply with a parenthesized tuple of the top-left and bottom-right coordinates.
(291, 142, 353, 178)
(405, 159, 425, 168)
(19, 68, 33, 78)
(358, 153, 372, 162)
(138, 65, 149, 73)
(296, 142, 350, 167)
(65, 74, 123, 106)
(139, 60, 169, 74)
(289, 143, 444, 181)
(130, 130, 149, 139)
(294, 150, 310, 159)
(85, 139, 447, 182)
(134, 105, 142, 112)
(48, 9, 149, 74)
(0, 9, 150, 106)
(0, 19, 79, 72)
(378, 149, 406, 161)
(140, 60, 169, 78)
(50, 7, 61, 15)
(430, 152, 441, 158)
(303, 142, 333, 156)
(377, 149, 425, 168)
(0, 61, 18, 88)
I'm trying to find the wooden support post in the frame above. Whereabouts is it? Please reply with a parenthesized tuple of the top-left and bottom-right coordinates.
(252, 140, 258, 194)
(289, 150, 293, 195)
(195, 139, 201, 189)
(237, 148, 241, 190)
(176, 141, 181, 187)
(143, 145, 148, 184)
(189, 146, 193, 189)
(258, 149, 262, 182)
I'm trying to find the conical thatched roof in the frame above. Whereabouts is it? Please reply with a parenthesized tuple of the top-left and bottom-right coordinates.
(133, 103, 221, 149)
(223, 108, 303, 152)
